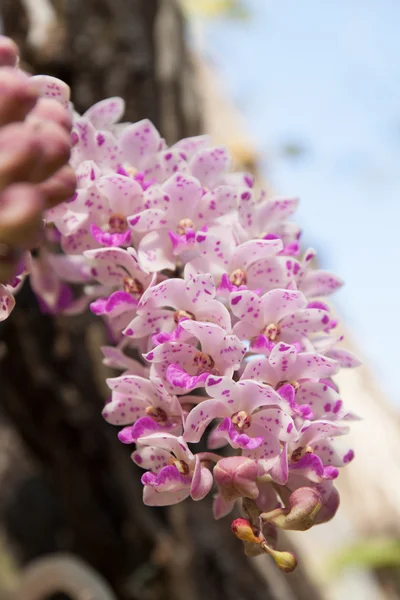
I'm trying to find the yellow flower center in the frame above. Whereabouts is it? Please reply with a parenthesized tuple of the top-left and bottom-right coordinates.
(145, 406, 168, 423)
(173, 460, 190, 475)
(231, 410, 252, 430)
(193, 351, 215, 374)
(108, 213, 128, 233)
(125, 166, 138, 177)
(229, 268, 247, 287)
(261, 322, 281, 341)
(173, 309, 196, 324)
(123, 276, 144, 297)
(177, 218, 195, 235)
(290, 446, 313, 463)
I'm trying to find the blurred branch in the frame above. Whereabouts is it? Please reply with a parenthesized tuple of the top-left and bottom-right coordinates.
(19, 0, 66, 62)
(0, 0, 201, 140)
(9, 553, 117, 600)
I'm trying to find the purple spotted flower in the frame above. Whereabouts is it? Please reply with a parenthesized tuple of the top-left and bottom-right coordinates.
(235, 191, 300, 248)
(230, 288, 336, 351)
(184, 376, 296, 454)
(144, 321, 246, 394)
(241, 341, 340, 386)
(104, 374, 183, 442)
(124, 271, 231, 345)
(132, 433, 213, 506)
(2, 88, 360, 571)
(187, 232, 285, 295)
(128, 173, 242, 272)
(55, 174, 144, 255)
(84, 247, 153, 334)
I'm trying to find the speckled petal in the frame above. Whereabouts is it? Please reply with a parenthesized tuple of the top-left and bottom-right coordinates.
(0, 285, 15, 322)
(84, 97, 125, 129)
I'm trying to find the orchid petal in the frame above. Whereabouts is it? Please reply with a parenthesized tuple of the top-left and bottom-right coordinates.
(91, 291, 138, 317)
(300, 269, 344, 297)
(138, 230, 175, 272)
(172, 134, 211, 159)
(0, 285, 15, 321)
(257, 196, 299, 226)
(190, 456, 213, 501)
(261, 288, 307, 323)
(213, 493, 235, 519)
(231, 239, 283, 271)
(127, 208, 168, 232)
(166, 364, 209, 392)
(120, 119, 161, 170)
(97, 174, 143, 215)
(189, 146, 230, 189)
(197, 185, 239, 225)
(230, 289, 264, 329)
(325, 347, 362, 368)
(123, 308, 172, 339)
(217, 418, 263, 450)
(183, 399, 230, 443)
(184, 273, 216, 304)
(270, 443, 289, 485)
(102, 392, 145, 426)
(162, 172, 203, 213)
(297, 420, 349, 447)
(84, 97, 125, 129)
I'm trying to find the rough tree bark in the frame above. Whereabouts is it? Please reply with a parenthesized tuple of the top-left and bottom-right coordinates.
(0, 2, 322, 599)
(1, 0, 201, 143)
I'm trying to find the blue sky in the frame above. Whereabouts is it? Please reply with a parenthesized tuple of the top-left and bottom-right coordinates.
(198, 0, 400, 404)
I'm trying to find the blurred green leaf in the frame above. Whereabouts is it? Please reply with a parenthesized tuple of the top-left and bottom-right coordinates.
(328, 538, 400, 575)
(281, 142, 307, 159)
(181, 0, 250, 20)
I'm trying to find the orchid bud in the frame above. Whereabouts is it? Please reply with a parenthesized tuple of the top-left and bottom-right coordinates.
(315, 486, 340, 524)
(117, 425, 135, 444)
(261, 486, 322, 531)
(214, 457, 259, 501)
(231, 518, 261, 544)
(233, 518, 298, 572)
(261, 543, 298, 573)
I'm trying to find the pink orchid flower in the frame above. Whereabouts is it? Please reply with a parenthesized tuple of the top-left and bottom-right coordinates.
(123, 272, 231, 344)
(132, 433, 213, 506)
(144, 321, 246, 394)
(58, 174, 143, 254)
(230, 288, 336, 351)
(184, 376, 296, 455)
(104, 375, 183, 442)
(128, 173, 242, 272)
(70, 117, 122, 171)
(242, 341, 340, 387)
(296, 248, 344, 298)
(235, 191, 300, 248)
(186, 231, 285, 296)
(313, 333, 362, 368)
(83, 247, 153, 334)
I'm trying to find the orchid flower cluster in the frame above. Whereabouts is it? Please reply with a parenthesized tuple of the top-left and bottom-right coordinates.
(1, 76, 361, 572)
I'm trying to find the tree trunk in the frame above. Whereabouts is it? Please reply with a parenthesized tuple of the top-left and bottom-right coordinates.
(0, 2, 322, 599)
